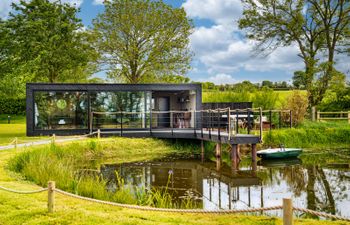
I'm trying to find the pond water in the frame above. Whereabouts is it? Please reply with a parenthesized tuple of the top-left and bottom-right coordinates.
(100, 149, 350, 217)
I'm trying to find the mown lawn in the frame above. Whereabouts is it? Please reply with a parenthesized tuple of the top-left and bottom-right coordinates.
(0, 140, 349, 225)
(0, 114, 40, 145)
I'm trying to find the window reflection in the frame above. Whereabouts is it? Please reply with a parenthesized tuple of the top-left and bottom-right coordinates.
(34, 91, 88, 130)
(90, 92, 149, 129)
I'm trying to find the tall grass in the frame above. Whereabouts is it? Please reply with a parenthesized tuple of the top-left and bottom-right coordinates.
(264, 121, 350, 148)
(8, 138, 201, 209)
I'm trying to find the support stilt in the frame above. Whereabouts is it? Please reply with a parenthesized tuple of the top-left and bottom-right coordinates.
(216, 143, 222, 171)
(201, 140, 205, 162)
(251, 144, 257, 172)
(231, 144, 238, 172)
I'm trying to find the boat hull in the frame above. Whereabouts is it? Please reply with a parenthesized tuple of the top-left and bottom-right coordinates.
(257, 149, 302, 159)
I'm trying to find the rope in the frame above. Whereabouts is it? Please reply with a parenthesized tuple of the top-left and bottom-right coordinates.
(1, 183, 350, 221)
(293, 207, 350, 221)
(55, 188, 282, 214)
(0, 185, 48, 194)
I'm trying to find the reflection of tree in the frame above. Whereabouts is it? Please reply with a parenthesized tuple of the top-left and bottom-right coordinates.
(258, 164, 349, 216)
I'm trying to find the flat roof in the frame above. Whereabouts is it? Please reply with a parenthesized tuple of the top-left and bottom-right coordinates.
(26, 83, 201, 92)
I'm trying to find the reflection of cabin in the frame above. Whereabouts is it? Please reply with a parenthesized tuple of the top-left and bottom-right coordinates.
(101, 160, 261, 208)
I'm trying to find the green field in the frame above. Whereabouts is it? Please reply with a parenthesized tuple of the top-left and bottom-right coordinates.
(202, 90, 307, 108)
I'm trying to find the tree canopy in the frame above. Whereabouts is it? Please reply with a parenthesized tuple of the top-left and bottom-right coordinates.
(239, 0, 350, 107)
(92, 0, 193, 83)
(4, 0, 96, 83)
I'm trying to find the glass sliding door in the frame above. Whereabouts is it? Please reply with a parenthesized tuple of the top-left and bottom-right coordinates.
(34, 91, 88, 130)
(90, 91, 149, 129)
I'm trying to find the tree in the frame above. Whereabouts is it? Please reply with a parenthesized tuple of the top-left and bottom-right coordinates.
(262, 80, 273, 88)
(238, 0, 349, 107)
(6, 0, 96, 83)
(92, 0, 193, 84)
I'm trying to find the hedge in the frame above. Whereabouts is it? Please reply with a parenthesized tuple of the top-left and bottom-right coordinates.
(0, 98, 26, 115)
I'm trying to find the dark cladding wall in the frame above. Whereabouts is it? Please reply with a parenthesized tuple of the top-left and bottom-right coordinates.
(26, 83, 202, 136)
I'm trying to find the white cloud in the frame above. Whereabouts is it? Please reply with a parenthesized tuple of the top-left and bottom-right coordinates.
(93, 0, 104, 5)
(206, 73, 236, 84)
(0, 0, 20, 18)
(182, 0, 242, 27)
(0, 0, 83, 18)
(183, 0, 306, 81)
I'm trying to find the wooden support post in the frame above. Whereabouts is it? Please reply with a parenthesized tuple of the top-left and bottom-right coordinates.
(216, 143, 222, 171)
(217, 109, 221, 141)
(48, 181, 55, 213)
(52, 134, 56, 145)
(97, 129, 100, 139)
(311, 107, 316, 121)
(283, 198, 293, 225)
(231, 144, 238, 171)
(235, 109, 239, 134)
(348, 111, 350, 124)
(251, 144, 257, 171)
(201, 140, 205, 162)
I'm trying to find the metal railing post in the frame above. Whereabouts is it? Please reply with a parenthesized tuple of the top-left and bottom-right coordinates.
(121, 112, 123, 136)
(193, 110, 196, 137)
(217, 109, 221, 141)
(209, 110, 212, 139)
(236, 109, 239, 134)
(201, 111, 204, 138)
(269, 110, 272, 131)
(171, 111, 173, 136)
(228, 108, 231, 140)
(247, 109, 251, 134)
(259, 107, 263, 142)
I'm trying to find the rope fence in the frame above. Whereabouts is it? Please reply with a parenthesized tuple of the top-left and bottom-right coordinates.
(1, 181, 349, 223)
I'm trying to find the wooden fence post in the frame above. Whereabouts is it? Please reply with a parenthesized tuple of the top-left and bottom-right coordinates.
(348, 111, 350, 124)
(97, 129, 101, 139)
(48, 181, 55, 213)
(311, 107, 316, 121)
(317, 111, 320, 122)
(52, 134, 56, 145)
(283, 198, 293, 225)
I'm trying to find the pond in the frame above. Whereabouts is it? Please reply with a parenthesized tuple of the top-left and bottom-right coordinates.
(100, 149, 350, 217)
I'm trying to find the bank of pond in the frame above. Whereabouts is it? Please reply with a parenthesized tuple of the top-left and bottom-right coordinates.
(7, 138, 350, 219)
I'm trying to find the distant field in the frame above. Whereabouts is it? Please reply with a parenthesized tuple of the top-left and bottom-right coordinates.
(202, 90, 307, 108)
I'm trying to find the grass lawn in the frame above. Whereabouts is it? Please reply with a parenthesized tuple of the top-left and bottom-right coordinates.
(1, 141, 349, 225)
(0, 114, 40, 145)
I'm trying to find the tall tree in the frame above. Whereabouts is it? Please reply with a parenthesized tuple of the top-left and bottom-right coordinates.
(92, 0, 193, 83)
(238, 0, 349, 107)
(6, 0, 96, 83)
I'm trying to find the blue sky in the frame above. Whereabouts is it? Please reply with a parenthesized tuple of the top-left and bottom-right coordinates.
(1, 0, 349, 84)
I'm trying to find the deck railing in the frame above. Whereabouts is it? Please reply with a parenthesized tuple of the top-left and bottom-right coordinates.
(90, 108, 292, 142)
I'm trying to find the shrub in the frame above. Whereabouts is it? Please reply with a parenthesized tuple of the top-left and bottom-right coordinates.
(0, 98, 26, 115)
(282, 91, 308, 126)
(252, 87, 279, 109)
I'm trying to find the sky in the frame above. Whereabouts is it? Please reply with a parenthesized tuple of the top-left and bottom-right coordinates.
(1, 0, 349, 84)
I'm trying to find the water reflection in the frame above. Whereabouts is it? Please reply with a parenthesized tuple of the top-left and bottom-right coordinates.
(100, 157, 350, 217)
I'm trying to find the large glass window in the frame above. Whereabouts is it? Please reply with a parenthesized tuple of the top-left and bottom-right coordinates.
(34, 91, 88, 130)
(90, 91, 149, 129)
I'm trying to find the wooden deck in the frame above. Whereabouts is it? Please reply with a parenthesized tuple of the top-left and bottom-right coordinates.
(98, 128, 261, 145)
